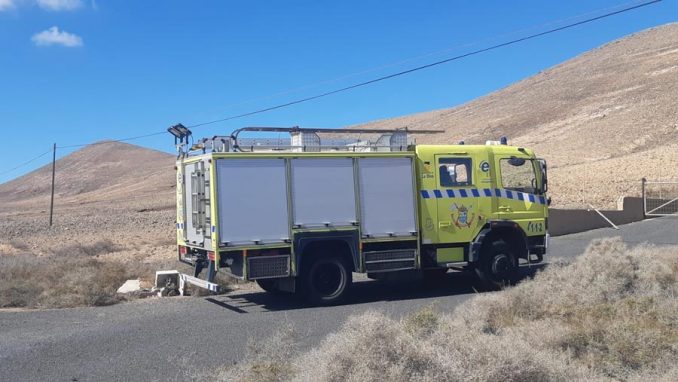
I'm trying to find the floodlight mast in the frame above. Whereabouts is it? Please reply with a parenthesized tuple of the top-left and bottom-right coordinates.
(167, 123, 192, 155)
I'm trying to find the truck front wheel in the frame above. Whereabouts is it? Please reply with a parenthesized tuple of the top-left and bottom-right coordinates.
(303, 256, 352, 305)
(475, 240, 518, 291)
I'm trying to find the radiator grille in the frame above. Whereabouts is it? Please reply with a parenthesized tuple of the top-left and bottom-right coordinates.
(364, 250, 416, 272)
(248, 255, 290, 279)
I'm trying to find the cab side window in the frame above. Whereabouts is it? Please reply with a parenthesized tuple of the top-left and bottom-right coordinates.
(439, 158, 472, 187)
(500, 157, 537, 193)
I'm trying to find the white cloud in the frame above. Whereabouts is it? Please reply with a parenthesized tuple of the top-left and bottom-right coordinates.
(0, 0, 16, 11)
(36, 0, 82, 11)
(31, 26, 83, 47)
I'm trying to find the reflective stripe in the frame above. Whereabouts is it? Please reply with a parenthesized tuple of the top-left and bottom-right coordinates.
(419, 188, 546, 205)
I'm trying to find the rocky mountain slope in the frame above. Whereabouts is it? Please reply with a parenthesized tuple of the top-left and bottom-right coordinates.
(353, 23, 678, 208)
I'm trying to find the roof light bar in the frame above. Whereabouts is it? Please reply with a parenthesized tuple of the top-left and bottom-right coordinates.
(167, 123, 192, 140)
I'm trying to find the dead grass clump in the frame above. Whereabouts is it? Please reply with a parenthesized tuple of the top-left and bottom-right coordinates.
(403, 303, 439, 336)
(0, 253, 142, 308)
(50, 239, 123, 257)
(207, 238, 677, 381)
(209, 326, 298, 382)
(8, 239, 30, 251)
(455, 238, 678, 379)
(293, 311, 591, 382)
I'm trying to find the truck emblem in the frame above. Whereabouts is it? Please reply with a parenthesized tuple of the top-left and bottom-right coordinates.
(451, 203, 475, 228)
(480, 161, 490, 172)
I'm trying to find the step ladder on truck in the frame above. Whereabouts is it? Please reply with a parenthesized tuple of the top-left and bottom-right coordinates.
(158, 124, 549, 305)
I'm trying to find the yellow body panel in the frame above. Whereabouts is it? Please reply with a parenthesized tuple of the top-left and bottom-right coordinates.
(436, 247, 464, 263)
(208, 158, 220, 270)
(175, 142, 548, 277)
(415, 144, 548, 248)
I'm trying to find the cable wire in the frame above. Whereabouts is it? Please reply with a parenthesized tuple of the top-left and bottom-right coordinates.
(56, 131, 167, 149)
(186, 0, 660, 128)
(209, 0, 656, 114)
(0, 149, 52, 177)
(0, 0, 662, 174)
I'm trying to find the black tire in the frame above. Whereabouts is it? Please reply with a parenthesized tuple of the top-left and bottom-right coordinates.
(256, 279, 281, 294)
(303, 256, 352, 305)
(475, 240, 518, 291)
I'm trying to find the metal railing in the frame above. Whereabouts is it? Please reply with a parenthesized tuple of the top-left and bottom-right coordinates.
(642, 179, 678, 216)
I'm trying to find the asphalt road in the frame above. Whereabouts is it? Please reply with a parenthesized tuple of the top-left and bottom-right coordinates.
(1, 217, 677, 382)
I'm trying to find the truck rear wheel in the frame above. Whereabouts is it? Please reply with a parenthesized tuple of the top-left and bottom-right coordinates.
(303, 256, 352, 305)
(475, 240, 518, 291)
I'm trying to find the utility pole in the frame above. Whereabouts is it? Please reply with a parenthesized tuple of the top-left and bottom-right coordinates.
(49, 143, 56, 227)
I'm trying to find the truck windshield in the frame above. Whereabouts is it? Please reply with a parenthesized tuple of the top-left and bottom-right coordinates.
(499, 157, 539, 194)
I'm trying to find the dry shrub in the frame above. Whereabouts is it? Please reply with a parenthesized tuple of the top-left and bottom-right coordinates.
(207, 238, 678, 381)
(209, 326, 298, 382)
(456, 238, 678, 379)
(8, 239, 30, 251)
(50, 239, 123, 257)
(0, 253, 143, 308)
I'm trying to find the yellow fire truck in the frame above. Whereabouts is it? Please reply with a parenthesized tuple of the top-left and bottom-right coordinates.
(166, 125, 549, 304)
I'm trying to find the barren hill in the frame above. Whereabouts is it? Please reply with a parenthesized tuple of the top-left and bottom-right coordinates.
(353, 23, 678, 208)
(0, 141, 176, 262)
(3, 23, 678, 225)
(0, 141, 175, 213)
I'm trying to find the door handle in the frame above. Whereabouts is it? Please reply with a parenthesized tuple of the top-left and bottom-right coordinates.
(439, 221, 452, 228)
(498, 205, 512, 212)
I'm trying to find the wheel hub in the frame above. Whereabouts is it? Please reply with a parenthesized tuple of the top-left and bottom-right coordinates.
(491, 254, 511, 279)
(313, 263, 342, 296)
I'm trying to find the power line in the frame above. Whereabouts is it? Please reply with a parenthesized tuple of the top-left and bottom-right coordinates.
(187, 0, 661, 128)
(0, 0, 662, 175)
(205, 0, 654, 114)
(0, 148, 52, 177)
(56, 131, 166, 149)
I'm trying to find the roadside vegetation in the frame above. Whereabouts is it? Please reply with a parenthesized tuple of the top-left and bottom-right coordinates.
(0, 240, 157, 308)
(213, 238, 678, 382)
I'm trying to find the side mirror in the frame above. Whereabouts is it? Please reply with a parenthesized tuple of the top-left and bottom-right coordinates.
(537, 158, 548, 194)
(508, 156, 526, 166)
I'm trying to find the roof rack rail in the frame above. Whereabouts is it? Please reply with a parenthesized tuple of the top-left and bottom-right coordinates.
(227, 126, 443, 153)
(170, 124, 444, 155)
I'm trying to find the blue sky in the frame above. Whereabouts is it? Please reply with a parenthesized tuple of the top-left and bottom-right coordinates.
(0, 0, 674, 183)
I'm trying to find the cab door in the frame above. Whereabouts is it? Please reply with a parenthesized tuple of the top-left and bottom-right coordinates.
(434, 155, 480, 262)
(493, 155, 547, 233)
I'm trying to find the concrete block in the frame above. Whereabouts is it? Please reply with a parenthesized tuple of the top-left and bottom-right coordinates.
(155, 270, 180, 289)
(117, 279, 141, 294)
